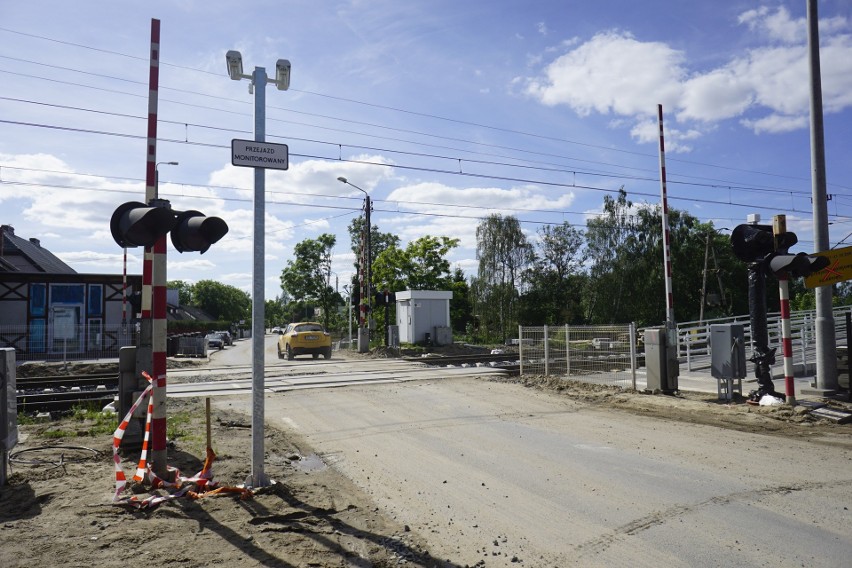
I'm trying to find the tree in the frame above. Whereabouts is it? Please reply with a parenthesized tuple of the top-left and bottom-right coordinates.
(584, 188, 743, 327)
(521, 222, 586, 325)
(280, 233, 337, 329)
(347, 216, 399, 294)
(372, 235, 459, 292)
(475, 214, 533, 341)
(265, 295, 289, 328)
(370, 235, 460, 339)
(191, 280, 251, 323)
(584, 189, 635, 324)
(449, 267, 473, 334)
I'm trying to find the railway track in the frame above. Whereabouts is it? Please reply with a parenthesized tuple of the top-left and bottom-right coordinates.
(402, 352, 521, 373)
(16, 373, 118, 414)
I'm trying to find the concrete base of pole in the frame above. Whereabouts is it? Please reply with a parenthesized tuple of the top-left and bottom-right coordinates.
(357, 327, 369, 353)
(244, 472, 272, 489)
(801, 385, 837, 397)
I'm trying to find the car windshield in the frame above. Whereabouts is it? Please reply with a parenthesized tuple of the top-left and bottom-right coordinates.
(295, 324, 324, 333)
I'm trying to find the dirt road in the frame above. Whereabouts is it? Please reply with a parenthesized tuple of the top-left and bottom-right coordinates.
(219, 374, 852, 567)
(5, 343, 852, 567)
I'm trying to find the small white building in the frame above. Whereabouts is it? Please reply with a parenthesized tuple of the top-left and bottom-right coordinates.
(395, 290, 453, 345)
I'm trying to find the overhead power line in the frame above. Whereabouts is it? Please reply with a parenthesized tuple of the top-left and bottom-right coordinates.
(0, 32, 840, 193)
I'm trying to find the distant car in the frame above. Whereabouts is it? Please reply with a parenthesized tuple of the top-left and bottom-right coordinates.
(215, 330, 233, 346)
(271, 326, 283, 334)
(206, 332, 225, 350)
(277, 322, 332, 360)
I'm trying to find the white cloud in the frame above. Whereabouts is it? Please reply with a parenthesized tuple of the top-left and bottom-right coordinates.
(738, 6, 850, 44)
(523, 13, 852, 146)
(629, 119, 702, 153)
(678, 68, 754, 122)
(740, 114, 807, 134)
(383, 181, 576, 250)
(525, 31, 686, 116)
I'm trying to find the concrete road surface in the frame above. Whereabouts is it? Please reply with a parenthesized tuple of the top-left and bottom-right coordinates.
(216, 371, 852, 567)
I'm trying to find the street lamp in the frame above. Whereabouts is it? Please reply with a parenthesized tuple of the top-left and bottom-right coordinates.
(225, 49, 290, 489)
(337, 176, 372, 353)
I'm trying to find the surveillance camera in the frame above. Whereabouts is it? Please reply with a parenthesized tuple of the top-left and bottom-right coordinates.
(226, 50, 243, 80)
(275, 59, 291, 90)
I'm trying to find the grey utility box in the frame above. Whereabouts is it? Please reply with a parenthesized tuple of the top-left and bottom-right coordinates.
(645, 327, 679, 393)
(0, 348, 17, 451)
(710, 324, 746, 400)
(388, 325, 400, 348)
(1, 348, 18, 486)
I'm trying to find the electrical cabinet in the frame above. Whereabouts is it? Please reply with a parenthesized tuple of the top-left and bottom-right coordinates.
(710, 324, 746, 400)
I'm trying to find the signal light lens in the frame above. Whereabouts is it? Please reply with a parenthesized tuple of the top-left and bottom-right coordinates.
(170, 210, 229, 254)
(110, 201, 176, 248)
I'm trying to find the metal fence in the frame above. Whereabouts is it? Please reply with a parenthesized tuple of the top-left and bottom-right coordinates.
(518, 324, 638, 388)
(0, 323, 138, 363)
(675, 305, 852, 371)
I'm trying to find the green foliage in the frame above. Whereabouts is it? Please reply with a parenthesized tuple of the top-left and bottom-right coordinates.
(348, 217, 400, 269)
(449, 267, 473, 333)
(167, 410, 193, 440)
(22, 403, 118, 439)
(265, 296, 289, 328)
(372, 235, 459, 292)
(280, 234, 337, 329)
(191, 280, 251, 323)
(474, 214, 533, 341)
(521, 222, 586, 325)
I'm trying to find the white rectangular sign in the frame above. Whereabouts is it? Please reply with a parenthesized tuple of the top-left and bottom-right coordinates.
(231, 139, 289, 170)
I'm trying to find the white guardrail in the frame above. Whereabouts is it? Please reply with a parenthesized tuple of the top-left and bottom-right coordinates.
(674, 306, 852, 371)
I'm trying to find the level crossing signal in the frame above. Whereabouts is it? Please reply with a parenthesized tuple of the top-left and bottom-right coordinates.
(730, 223, 828, 278)
(110, 200, 228, 253)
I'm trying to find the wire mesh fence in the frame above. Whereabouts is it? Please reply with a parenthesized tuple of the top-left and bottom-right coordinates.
(1, 323, 138, 363)
(518, 324, 637, 388)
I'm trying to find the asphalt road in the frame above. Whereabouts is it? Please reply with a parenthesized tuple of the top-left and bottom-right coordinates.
(210, 336, 852, 567)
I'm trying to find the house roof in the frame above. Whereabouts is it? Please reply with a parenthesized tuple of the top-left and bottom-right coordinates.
(0, 224, 77, 274)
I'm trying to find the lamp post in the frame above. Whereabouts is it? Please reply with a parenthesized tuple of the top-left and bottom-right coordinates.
(226, 49, 290, 489)
(337, 176, 371, 353)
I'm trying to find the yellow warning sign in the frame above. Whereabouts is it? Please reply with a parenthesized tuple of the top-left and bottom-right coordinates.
(804, 246, 852, 288)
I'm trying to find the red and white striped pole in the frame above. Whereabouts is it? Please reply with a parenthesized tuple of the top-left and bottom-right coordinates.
(774, 215, 796, 405)
(657, 104, 675, 325)
(144, 18, 170, 479)
(778, 274, 796, 405)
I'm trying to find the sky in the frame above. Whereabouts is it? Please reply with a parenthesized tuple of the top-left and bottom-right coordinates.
(2, 0, 852, 302)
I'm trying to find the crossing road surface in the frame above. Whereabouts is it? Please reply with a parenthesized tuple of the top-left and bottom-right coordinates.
(166, 335, 507, 397)
(211, 356, 852, 567)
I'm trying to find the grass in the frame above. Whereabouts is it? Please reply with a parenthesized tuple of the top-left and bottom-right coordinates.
(17, 403, 199, 443)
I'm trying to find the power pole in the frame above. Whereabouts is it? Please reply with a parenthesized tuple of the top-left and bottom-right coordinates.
(806, 0, 838, 394)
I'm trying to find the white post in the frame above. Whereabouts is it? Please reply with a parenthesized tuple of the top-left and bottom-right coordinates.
(543, 325, 550, 376)
(248, 66, 270, 489)
(518, 325, 524, 376)
(565, 324, 570, 378)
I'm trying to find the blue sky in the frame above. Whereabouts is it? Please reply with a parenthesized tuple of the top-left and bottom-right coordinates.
(2, 1, 851, 301)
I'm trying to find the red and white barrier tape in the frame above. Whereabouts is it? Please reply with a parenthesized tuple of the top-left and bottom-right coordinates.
(111, 371, 249, 509)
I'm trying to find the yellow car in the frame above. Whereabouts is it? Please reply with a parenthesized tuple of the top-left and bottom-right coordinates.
(277, 322, 332, 360)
